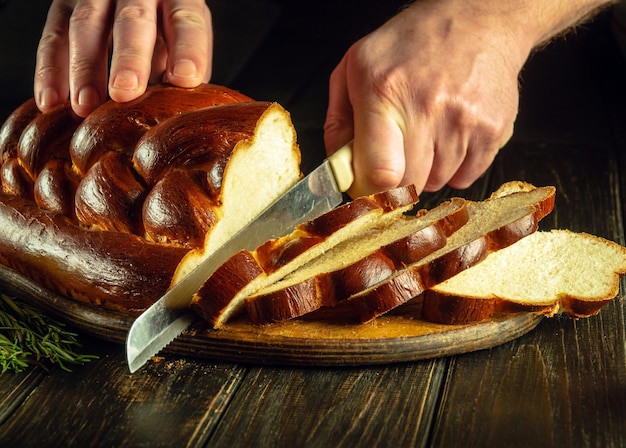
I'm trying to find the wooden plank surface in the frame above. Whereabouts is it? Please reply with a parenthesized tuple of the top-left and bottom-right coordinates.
(0, 2, 625, 447)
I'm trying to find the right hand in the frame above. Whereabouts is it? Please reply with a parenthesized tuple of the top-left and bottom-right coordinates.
(323, 1, 530, 197)
(34, 0, 213, 118)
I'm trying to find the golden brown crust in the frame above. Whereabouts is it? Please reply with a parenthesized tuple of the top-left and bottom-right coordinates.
(254, 235, 325, 274)
(70, 84, 252, 176)
(421, 290, 563, 324)
(558, 298, 613, 318)
(0, 98, 41, 161)
(0, 84, 296, 314)
(191, 250, 264, 325)
(0, 193, 187, 313)
(17, 103, 82, 179)
(255, 185, 420, 271)
(34, 159, 79, 217)
(370, 184, 419, 212)
(247, 276, 336, 325)
(349, 269, 426, 321)
(133, 101, 273, 186)
(1, 158, 33, 197)
(142, 169, 220, 248)
(297, 197, 383, 237)
(245, 199, 468, 325)
(192, 186, 421, 326)
(384, 218, 452, 264)
(75, 151, 147, 234)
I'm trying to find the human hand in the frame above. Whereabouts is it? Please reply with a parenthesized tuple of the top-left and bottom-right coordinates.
(323, 1, 532, 197)
(34, 0, 213, 117)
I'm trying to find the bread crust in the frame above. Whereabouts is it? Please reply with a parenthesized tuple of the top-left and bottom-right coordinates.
(191, 186, 420, 327)
(422, 230, 626, 324)
(0, 84, 301, 314)
(246, 201, 468, 325)
(133, 101, 273, 186)
(0, 98, 41, 161)
(18, 103, 83, 179)
(0, 193, 187, 313)
(348, 186, 556, 323)
(70, 84, 251, 175)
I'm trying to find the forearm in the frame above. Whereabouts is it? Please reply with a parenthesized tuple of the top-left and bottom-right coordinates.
(520, 0, 616, 46)
(407, 0, 616, 64)
(483, 0, 614, 44)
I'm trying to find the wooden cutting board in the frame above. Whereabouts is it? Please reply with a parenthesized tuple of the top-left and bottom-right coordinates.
(0, 265, 543, 366)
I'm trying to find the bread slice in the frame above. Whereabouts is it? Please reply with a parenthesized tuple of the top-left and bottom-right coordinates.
(191, 185, 421, 328)
(345, 182, 556, 322)
(246, 197, 469, 324)
(422, 230, 626, 324)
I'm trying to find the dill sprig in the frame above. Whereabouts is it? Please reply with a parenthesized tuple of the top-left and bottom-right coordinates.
(0, 294, 98, 373)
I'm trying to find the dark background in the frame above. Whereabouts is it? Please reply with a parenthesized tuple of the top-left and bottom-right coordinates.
(1, 0, 625, 174)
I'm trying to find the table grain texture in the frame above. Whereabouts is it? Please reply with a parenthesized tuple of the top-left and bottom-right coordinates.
(1, 1, 625, 447)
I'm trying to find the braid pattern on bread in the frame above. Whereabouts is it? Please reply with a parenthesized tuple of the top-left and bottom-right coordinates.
(0, 84, 302, 313)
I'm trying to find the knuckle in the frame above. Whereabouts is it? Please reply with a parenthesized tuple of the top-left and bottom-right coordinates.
(115, 3, 153, 23)
(35, 64, 62, 82)
(167, 7, 207, 30)
(38, 27, 66, 50)
(323, 116, 352, 136)
(69, 2, 105, 29)
(368, 69, 407, 107)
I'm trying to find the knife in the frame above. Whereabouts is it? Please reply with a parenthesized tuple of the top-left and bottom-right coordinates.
(126, 141, 354, 372)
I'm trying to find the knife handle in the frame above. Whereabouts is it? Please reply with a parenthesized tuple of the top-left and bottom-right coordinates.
(328, 141, 354, 192)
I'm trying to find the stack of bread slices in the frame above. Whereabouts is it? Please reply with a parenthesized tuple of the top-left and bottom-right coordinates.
(191, 180, 626, 327)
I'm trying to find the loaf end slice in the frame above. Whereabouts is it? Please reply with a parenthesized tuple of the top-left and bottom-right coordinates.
(422, 230, 626, 324)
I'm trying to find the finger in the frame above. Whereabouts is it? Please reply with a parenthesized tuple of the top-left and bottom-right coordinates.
(447, 122, 514, 189)
(421, 103, 472, 192)
(324, 56, 355, 154)
(161, 0, 213, 87)
(108, 0, 159, 103)
(447, 143, 499, 190)
(34, 0, 76, 112)
(398, 118, 434, 193)
(67, 0, 115, 117)
(349, 105, 408, 198)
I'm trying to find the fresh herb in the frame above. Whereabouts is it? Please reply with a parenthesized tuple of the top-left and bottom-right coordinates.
(0, 294, 98, 373)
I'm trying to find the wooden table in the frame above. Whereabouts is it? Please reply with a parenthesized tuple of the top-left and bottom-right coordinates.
(1, 2, 625, 446)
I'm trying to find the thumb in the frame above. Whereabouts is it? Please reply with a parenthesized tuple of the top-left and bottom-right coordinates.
(349, 108, 406, 198)
(324, 56, 406, 198)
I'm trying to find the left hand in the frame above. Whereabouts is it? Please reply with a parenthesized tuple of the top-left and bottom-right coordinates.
(34, 0, 213, 117)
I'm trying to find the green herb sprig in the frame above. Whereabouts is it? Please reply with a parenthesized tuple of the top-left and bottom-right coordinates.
(0, 294, 98, 373)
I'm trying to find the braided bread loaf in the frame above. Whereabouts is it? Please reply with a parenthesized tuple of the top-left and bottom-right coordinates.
(0, 84, 302, 313)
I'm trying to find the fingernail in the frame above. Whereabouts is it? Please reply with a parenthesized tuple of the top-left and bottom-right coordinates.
(172, 59, 198, 79)
(111, 70, 139, 91)
(39, 87, 59, 108)
(78, 86, 100, 108)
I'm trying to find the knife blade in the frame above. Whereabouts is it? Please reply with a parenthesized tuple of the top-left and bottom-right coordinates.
(126, 142, 354, 372)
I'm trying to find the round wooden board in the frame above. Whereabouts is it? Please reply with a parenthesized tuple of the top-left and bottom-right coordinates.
(0, 265, 543, 366)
